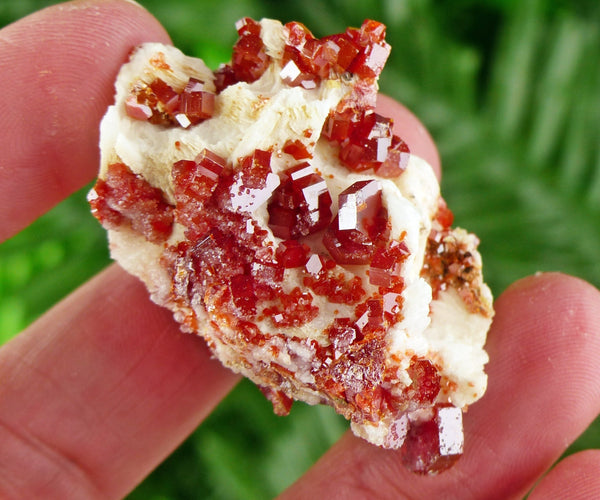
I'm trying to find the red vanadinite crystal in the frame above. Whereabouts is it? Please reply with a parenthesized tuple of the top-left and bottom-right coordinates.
(406, 358, 442, 405)
(263, 287, 319, 327)
(343, 20, 391, 79)
(354, 298, 385, 336)
(326, 318, 363, 352)
(164, 146, 331, 331)
(338, 111, 393, 172)
(435, 198, 454, 229)
(260, 386, 294, 416)
(90, 163, 174, 244)
(348, 42, 391, 79)
(276, 240, 310, 268)
(267, 163, 332, 239)
(125, 77, 215, 128)
(236, 16, 261, 36)
(304, 253, 330, 275)
(280, 22, 320, 88)
(230, 274, 257, 318)
(374, 135, 410, 178)
(321, 35, 360, 73)
(232, 18, 271, 83)
(172, 149, 228, 239)
(150, 79, 180, 115)
(230, 150, 281, 213)
(178, 78, 215, 125)
(280, 19, 390, 88)
(422, 223, 489, 316)
(323, 180, 390, 265)
(236, 149, 273, 189)
(303, 257, 366, 304)
(382, 287, 404, 324)
(323, 108, 412, 177)
(401, 405, 464, 474)
(125, 95, 152, 121)
(282, 139, 312, 160)
(369, 240, 409, 287)
(213, 64, 238, 93)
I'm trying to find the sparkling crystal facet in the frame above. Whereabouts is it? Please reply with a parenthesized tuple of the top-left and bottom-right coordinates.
(125, 94, 153, 121)
(232, 19, 270, 83)
(179, 77, 215, 125)
(369, 240, 409, 287)
(323, 180, 389, 265)
(402, 406, 464, 475)
(230, 150, 281, 213)
(327, 318, 362, 352)
(267, 164, 332, 239)
(374, 135, 410, 178)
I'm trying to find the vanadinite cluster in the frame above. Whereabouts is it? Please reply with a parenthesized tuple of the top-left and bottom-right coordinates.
(90, 18, 494, 474)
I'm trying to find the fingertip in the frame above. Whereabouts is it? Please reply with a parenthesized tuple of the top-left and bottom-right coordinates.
(529, 450, 600, 500)
(494, 272, 600, 327)
(467, 272, 600, 496)
(0, 0, 171, 241)
(376, 93, 441, 179)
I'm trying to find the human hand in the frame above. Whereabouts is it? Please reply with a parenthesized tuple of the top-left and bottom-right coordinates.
(1, 1, 600, 498)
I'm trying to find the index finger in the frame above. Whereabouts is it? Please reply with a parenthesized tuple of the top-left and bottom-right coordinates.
(0, 0, 170, 242)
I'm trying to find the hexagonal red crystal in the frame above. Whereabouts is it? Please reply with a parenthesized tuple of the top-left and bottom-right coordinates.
(178, 77, 215, 126)
(354, 298, 385, 335)
(230, 274, 257, 318)
(276, 240, 310, 268)
(232, 20, 270, 83)
(323, 180, 390, 265)
(125, 94, 152, 121)
(321, 34, 360, 73)
(236, 17, 261, 36)
(267, 163, 332, 239)
(374, 135, 410, 178)
(150, 79, 180, 114)
(348, 42, 391, 79)
(230, 150, 281, 213)
(213, 64, 238, 93)
(321, 108, 358, 143)
(173, 149, 226, 204)
(406, 358, 441, 405)
(369, 240, 409, 287)
(401, 405, 464, 474)
(172, 149, 227, 238)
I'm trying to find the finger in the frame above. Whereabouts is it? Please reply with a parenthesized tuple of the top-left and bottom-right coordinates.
(279, 273, 600, 499)
(0, 264, 240, 499)
(529, 450, 600, 499)
(0, 0, 171, 242)
(376, 93, 441, 179)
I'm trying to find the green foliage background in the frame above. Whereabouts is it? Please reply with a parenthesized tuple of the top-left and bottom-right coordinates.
(1, 0, 599, 498)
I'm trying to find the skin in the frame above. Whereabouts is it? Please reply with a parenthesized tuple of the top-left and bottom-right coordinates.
(1, 1, 599, 498)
